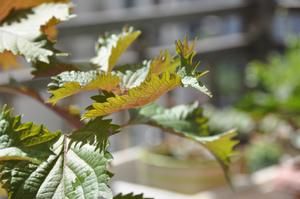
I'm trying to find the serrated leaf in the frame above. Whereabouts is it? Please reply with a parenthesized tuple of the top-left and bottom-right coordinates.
(129, 102, 209, 136)
(191, 130, 238, 171)
(0, 0, 69, 22)
(0, 106, 113, 199)
(15, 122, 60, 147)
(128, 103, 238, 177)
(176, 37, 212, 97)
(114, 193, 152, 199)
(180, 72, 212, 97)
(35, 137, 112, 199)
(0, 105, 61, 162)
(115, 61, 150, 90)
(115, 51, 179, 90)
(110, 37, 210, 102)
(0, 3, 73, 64)
(69, 117, 120, 152)
(1, 137, 113, 199)
(0, 30, 53, 63)
(47, 70, 121, 104)
(148, 50, 179, 75)
(91, 27, 141, 72)
(83, 72, 181, 118)
(175, 36, 197, 74)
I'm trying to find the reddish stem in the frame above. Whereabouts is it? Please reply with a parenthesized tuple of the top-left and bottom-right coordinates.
(0, 85, 83, 129)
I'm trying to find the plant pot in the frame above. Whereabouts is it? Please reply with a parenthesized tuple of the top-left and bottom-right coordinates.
(137, 147, 227, 194)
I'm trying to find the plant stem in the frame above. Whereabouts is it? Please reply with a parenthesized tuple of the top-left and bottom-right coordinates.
(0, 85, 83, 129)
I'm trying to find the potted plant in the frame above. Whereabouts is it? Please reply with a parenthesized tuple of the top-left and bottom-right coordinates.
(0, 1, 238, 198)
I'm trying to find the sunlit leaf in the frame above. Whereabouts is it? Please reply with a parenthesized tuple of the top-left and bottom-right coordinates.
(0, 106, 113, 199)
(48, 70, 121, 104)
(176, 37, 212, 97)
(115, 51, 179, 90)
(148, 50, 179, 75)
(179, 68, 212, 97)
(0, 105, 61, 162)
(69, 117, 120, 152)
(0, 3, 73, 64)
(0, 0, 69, 22)
(91, 27, 141, 72)
(0, 106, 61, 166)
(115, 61, 150, 90)
(190, 130, 238, 174)
(83, 72, 181, 118)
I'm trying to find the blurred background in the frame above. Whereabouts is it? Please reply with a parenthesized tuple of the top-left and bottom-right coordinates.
(1, 0, 300, 198)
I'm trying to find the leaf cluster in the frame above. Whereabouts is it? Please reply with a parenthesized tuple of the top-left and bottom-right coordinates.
(0, 1, 238, 199)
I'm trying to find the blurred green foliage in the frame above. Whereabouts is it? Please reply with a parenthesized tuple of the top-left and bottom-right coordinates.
(206, 39, 300, 172)
(238, 39, 300, 127)
(246, 141, 282, 172)
(204, 105, 254, 135)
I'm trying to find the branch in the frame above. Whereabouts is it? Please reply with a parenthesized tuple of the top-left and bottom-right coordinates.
(0, 85, 83, 129)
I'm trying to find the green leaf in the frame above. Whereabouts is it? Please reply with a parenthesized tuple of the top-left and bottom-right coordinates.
(128, 103, 238, 176)
(115, 51, 179, 90)
(129, 102, 209, 136)
(47, 70, 121, 104)
(176, 37, 212, 97)
(83, 36, 211, 119)
(175, 36, 197, 74)
(1, 137, 113, 199)
(83, 72, 181, 119)
(0, 3, 73, 63)
(69, 117, 120, 152)
(36, 137, 113, 199)
(115, 61, 150, 90)
(189, 130, 238, 173)
(91, 27, 141, 72)
(0, 105, 61, 162)
(179, 68, 212, 97)
(0, 106, 113, 199)
(148, 50, 179, 75)
(114, 193, 152, 199)
(239, 42, 300, 119)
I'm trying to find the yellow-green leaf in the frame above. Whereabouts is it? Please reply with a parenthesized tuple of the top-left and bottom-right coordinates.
(83, 73, 181, 118)
(91, 27, 141, 72)
(48, 70, 121, 104)
(148, 50, 179, 75)
(190, 130, 238, 169)
(115, 51, 179, 90)
(176, 37, 212, 97)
